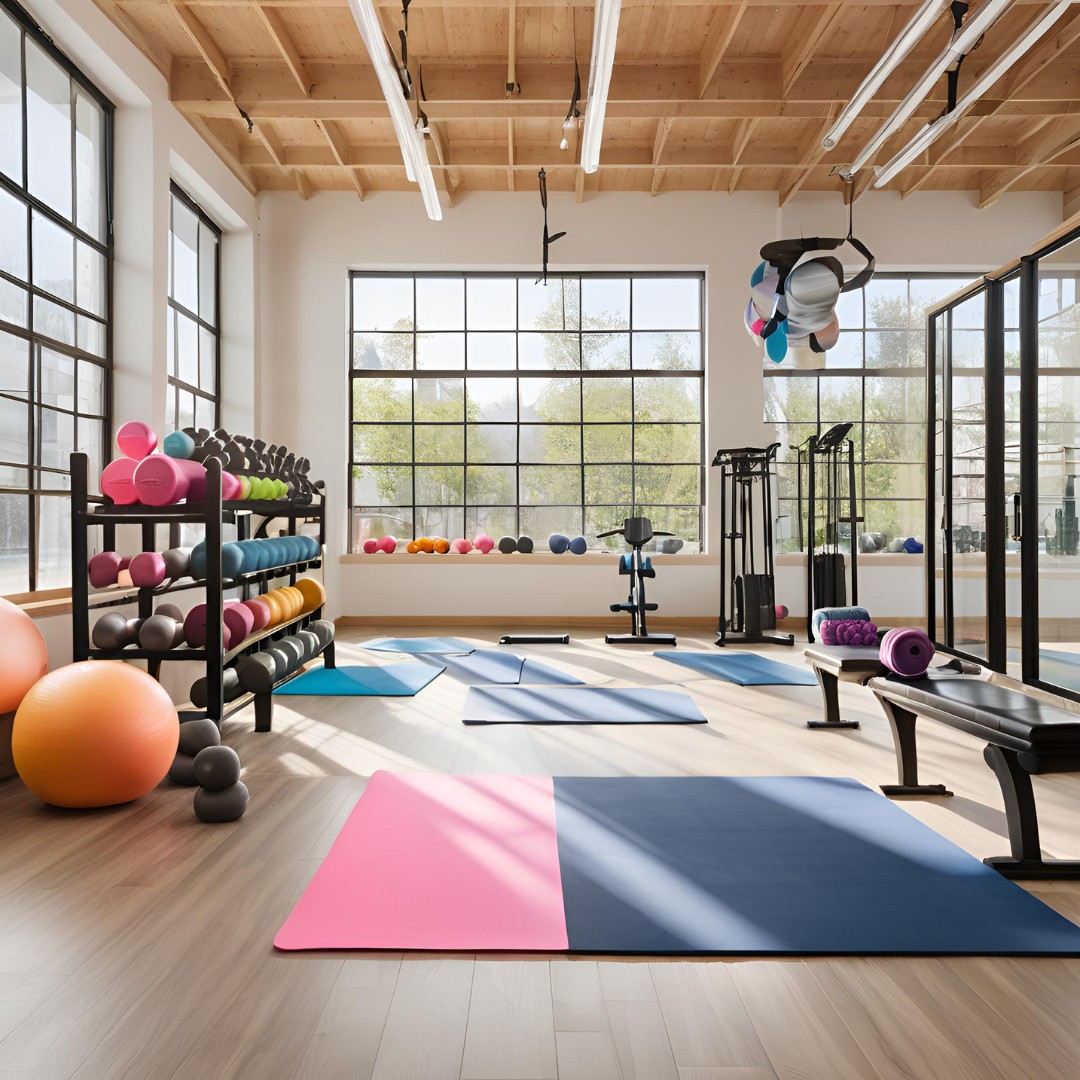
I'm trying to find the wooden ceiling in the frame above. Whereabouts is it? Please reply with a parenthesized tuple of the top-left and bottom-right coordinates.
(92, 0, 1080, 210)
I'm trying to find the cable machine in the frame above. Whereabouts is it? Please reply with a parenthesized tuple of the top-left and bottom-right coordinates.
(797, 422, 860, 642)
(712, 443, 793, 647)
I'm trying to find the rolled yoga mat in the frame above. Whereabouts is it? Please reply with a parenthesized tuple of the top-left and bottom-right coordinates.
(880, 626, 935, 677)
(820, 620, 878, 647)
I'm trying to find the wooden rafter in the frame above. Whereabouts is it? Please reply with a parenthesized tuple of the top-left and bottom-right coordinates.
(253, 5, 310, 97)
(316, 118, 365, 200)
(778, 108, 838, 208)
(782, 4, 843, 98)
(698, 1, 747, 97)
(979, 124, 1080, 209)
(169, 2, 232, 96)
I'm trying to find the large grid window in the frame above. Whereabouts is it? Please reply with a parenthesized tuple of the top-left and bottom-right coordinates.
(0, 0, 112, 595)
(764, 274, 971, 553)
(348, 272, 705, 552)
(167, 183, 219, 433)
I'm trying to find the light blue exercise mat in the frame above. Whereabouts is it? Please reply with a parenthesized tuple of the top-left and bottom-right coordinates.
(364, 637, 475, 655)
(274, 663, 446, 696)
(426, 649, 585, 686)
(462, 685, 707, 725)
(655, 651, 817, 686)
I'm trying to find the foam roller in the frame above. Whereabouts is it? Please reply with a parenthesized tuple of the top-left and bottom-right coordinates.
(880, 627, 935, 678)
(820, 619, 878, 647)
(811, 606, 870, 637)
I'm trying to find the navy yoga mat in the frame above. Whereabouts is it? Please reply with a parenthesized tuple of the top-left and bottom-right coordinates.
(462, 686, 706, 725)
(364, 637, 475, 654)
(655, 650, 817, 686)
(274, 663, 445, 696)
(552, 776, 1080, 955)
(427, 649, 584, 686)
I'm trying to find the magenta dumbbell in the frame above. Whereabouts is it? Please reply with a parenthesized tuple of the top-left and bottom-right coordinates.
(100, 458, 139, 504)
(133, 456, 208, 506)
(116, 420, 158, 460)
(222, 601, 255, 648)
(128, 551, 167, 588)
(183, 604, 234, 650)
(88, 551, 122, 588)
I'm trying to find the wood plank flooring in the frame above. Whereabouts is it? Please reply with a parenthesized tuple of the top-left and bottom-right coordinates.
(2, 626, 1080, 1079)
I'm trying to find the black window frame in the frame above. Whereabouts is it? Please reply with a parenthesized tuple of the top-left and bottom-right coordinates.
(0, 0, 114, 596)
(166, 180, 221, 433)
(347, 270, 706, 553)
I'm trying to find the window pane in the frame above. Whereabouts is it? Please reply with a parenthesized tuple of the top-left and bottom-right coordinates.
(632, 331, 701, 370)
(414, 378, 464, 422)
(634, 377, 699, 422)
(415, 465, 464, 504)
(632, 505, 701, 547)
(582, 333, 629, 370)
(585, 466, 631, 505)
(353, 423, 411, 463)
(0, 395, 29, 463)
(466, 278, 516, 330)
(40, 348, 74, 409)
(176, 387, 195, 431)
(33, 296, 74, 345)
(520, 504, 582, 539)
(199, 327, 216, 393)
(75, 92, 105, 241)
(635, 423, 699, 463)
(583, 424, 631, 463)
(467, 378, 516, 422)
(0, 278, 27, 327)
(466, 424, 516, 462)
(519, 277, 579, 331)
(0, 329, 30, 394)
(414, 506, 463, 540)
(353, 377, 411, 423)
(520, 332, 580, 370)
(818, 376, 862, 422)
(862, 500, 924, 540)
(465, 505, 518, 539)
(32, 211, 74, 303)
(353, 332, 413, 370)
(583, 376, 631, 421)
(866, 330, 923, 369)
(416, 332, 464, 369)
(26, 40, 72, 219)
(176, 312, 198, 386)
(634, 464, 700, 505)
(520, 376, 580, 423)
(0, 493, 30, 594)
(76, 415, 102, 491)
(520, 425, 580, 463)
(415, 425, 463, 463)
(631, 278, 700, 330)
(76, 240, 105, 316)
(466, 332, 515, 369)
(353, 464, 412, 505)
(76, 315, 104, 358)
(353, 507, 414, 545)
(171, 197, 199, 312)
(417, 278, 464, 330)
(199, 223, 217, 325)
(864, 278, 909, 327)
(194, 392, 215, 431)
(0, 186, 27, 280)
(36, 494, 71, 588)
(353, 276, 413, 330)
(520, 465, 580, 504)
(582, 278, 629, 330)
(467, 465, 515, 504)
(0, 12, 21, 184)
(38, 405, 73, 470)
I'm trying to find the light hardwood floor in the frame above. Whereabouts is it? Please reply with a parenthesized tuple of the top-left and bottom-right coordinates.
(2, 626, 1080, 1080)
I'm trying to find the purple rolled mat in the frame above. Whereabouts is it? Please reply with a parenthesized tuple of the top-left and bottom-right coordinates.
(820, 619, 878, 647)
(879, 626, 935, 677)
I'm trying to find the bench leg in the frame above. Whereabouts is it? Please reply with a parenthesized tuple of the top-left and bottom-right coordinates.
(982, 744, 1080, 880)
(254, 691, 272, 733)
(807, 667, 860, 730)
(875, 694, 953, 798)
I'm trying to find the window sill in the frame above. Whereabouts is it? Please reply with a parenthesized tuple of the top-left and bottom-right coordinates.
(776, 553, 925, 567)
(340, 552, 716, 566)
(3, 589, 74, 618)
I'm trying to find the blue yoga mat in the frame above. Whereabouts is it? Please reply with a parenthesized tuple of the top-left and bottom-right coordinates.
(462, 686, 706, 725)
(427, 649, 584, 686)
(655, 650, 817, 686)
(274, 663, 445, 696)
(552, 775, 1080, 955)
(364, 637, 475, 654)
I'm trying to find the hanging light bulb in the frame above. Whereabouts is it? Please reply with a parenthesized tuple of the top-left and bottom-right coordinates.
(560, 136, 569, 151)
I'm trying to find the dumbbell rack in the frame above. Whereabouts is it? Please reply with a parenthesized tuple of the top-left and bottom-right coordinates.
(70, 452, 331, 731)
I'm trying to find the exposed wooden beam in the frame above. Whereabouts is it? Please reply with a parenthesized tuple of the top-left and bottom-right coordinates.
(507, 118, 515, 192)
(316, 118, 365, 200)
(294, 170, 313, 200)
(650, 117, 674, 196)
(782, 5, 843, 98)
(574, 166, 585, 203)
(650, 167, 667, 197)
(183, 113, 257, 195)
(979, 126, 1080, 209)
(90, 0, 173, 76)
(698, 2, 747, 97)
(254, 122, 286, 167)
(170, 2, 232, 97)
(778, 108, 837, 208)
(253, 5, 311, 97)
(120, 0, 1002, 8)
(1064, 180, 1080, 221)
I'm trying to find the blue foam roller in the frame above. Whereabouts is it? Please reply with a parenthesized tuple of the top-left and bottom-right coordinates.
(811, 606, 870, 636)
(549, 534, 570, 554)
(568, 536, 587, 555)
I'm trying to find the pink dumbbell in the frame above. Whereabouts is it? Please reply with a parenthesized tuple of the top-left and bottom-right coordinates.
(100, 458, 138, 504)
(183, 604, 234, 650)
(116, 420, 158, 460)
(128, 551, 167, 588)
(88, 551, 122, 588)
(133, 456, 240, 507)
(223, 601, 255, 648)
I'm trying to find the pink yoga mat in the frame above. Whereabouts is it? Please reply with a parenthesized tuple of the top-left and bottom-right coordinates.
(274, 771, 569, 951)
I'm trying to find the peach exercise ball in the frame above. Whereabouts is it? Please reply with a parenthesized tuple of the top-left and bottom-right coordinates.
(0, 597, 49, 714)
(13, 662, 179, 807)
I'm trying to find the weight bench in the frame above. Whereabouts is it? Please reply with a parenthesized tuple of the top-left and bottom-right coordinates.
(870, 672, 1080, 880)
(803, 644, 886, 729)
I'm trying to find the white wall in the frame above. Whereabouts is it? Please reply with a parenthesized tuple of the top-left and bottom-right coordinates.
(258, 186, 1061, 622)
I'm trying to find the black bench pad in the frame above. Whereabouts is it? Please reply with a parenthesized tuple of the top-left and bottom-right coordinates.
(869, 673, 1080, 770)
(804, 644, 886, 679)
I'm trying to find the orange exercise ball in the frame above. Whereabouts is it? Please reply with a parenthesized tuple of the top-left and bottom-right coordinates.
(295, 577, 326, 614)
(13, 661, 179, 807)
(0, 597, 49, 714)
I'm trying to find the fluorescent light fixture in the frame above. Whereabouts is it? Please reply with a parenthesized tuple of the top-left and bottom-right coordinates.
(581, 0, 622, 174)
(846, 0, 1016, 176)
(873, 0, 1074, 187)
(822, 0, 951, 151)
(346, 0, 442, 220)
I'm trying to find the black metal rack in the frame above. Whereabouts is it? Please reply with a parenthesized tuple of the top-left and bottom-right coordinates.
(70, 452, 330, 730)
(798, 423, 861, 642)
(712, 443, 793, 647)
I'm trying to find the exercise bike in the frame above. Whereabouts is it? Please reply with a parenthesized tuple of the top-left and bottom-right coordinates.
(597, 517, 677, 646)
